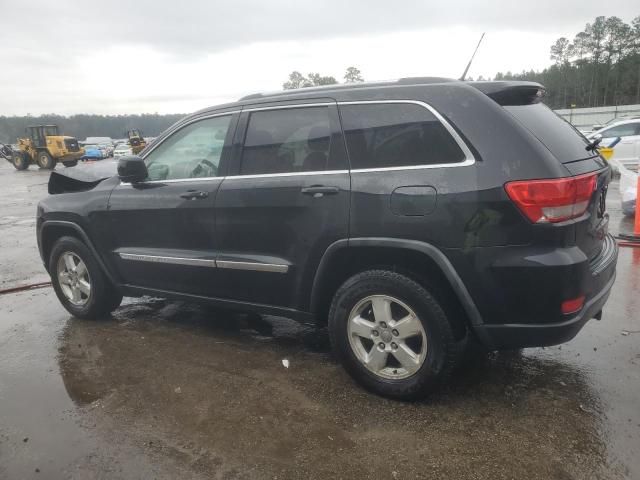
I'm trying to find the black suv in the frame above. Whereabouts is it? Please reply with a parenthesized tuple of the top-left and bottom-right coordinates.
(37, 78, 617, 399)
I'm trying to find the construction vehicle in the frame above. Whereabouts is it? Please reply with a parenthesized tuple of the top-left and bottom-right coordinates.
(126, 129, 147, 155)
(2, 125, 84, 171)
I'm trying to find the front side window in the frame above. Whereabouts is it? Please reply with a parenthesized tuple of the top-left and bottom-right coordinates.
(339, 103, 466, 170)
(602, 123, 640, 138)
(240, 107, 332, 175)
(145, 115, 231, 181)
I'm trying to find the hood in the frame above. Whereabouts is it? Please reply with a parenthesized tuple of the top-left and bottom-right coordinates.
(49, 159, 118, 194)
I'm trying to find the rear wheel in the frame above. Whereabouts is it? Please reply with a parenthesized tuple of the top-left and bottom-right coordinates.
(328, 270, 459, 399)
(49, 236, 122, 319)
(37, 150, 56, 169)
(62, 160, 78, 167)
(11, 151, 29, 170)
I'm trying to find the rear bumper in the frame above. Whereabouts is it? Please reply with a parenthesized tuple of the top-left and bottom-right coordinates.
(473, 271, 615, 349)
(455, 233, 619, 350)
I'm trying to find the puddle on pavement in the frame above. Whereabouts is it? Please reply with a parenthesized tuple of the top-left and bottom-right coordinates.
(53, 296, 621, 479)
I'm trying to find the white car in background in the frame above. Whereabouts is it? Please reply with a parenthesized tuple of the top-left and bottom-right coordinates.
(113, 143, 133, 158)
(587, 119, 640, 171)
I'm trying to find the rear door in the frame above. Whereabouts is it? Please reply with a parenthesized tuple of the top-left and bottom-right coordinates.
(106, 112, 238, 295)
(214, 102, 350, 310)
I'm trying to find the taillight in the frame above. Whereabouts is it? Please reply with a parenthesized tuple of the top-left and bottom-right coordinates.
(505, 173, 597, 223)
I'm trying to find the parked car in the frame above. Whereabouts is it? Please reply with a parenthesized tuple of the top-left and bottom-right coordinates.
(591, 115, 640, 132)
(113, 143, 133, 158)
(587, 119, 640, 171)
(98, 143, 113, 157)
(81, 144, 104, 160)
(37, 78, 617, 399)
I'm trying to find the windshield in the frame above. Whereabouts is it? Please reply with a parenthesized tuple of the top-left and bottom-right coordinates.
(43, 126, 58, 136)
(84, 144, 97, 149)
(504, 103, 597, 164)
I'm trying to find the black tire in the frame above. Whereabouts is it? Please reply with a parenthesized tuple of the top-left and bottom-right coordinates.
(49, 236, 122, 319)
(62, 160, 78, 168)
(328, 270, 459, 400)
(37, 150, 56, 169)
(11, 151, 29, 170)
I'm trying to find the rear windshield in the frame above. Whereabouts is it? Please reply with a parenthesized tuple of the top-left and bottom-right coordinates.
(504, 103, 596, 164)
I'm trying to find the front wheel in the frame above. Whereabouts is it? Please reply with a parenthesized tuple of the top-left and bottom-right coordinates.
(49, 236, 122, 319)
(12, 151, 29, 170)
(328, 270, 459, 400)
(37, 150, 56, 169)
(62, 160, 78, 167)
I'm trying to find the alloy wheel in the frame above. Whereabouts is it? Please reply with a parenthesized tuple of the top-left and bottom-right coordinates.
(347, 295, 427, 380)
(57, 251, 91, 306)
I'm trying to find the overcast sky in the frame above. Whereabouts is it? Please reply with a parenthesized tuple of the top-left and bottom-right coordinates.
(0, 1, 637, 116)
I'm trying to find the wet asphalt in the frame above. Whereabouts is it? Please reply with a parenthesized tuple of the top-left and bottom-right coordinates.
(0, 160, 638, 479)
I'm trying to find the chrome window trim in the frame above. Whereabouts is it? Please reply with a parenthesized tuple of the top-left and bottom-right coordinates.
(348, 158, 475, 173)
(217, 260, 289, 273)
(120, 99, 474, 186)
(337, 99, 476, 169)
(118, 252, 289, 273)
(224, 169, 348, 180)
(118, 253, 216, 268)
(243, 102, 334, 112)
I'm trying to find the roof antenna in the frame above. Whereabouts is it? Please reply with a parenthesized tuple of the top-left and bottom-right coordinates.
(460, 32, 485, 81)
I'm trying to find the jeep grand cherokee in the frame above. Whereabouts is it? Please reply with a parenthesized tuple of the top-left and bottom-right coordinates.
(37, 78, 617, 399)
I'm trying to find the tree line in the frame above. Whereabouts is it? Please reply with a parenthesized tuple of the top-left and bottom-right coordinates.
(0, 67, 366, 144)
(494, 15, 640, 109)
(283, 66, 363, 89)
(0, 113, 185, 144)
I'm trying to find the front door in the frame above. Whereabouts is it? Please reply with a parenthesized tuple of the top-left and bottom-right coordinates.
(106, 112, 238, 296)
(214, 102, 350, 310)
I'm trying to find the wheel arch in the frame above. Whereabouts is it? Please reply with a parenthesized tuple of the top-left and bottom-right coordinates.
(39, 220, 118, 287)
(309, 238, 483, 335)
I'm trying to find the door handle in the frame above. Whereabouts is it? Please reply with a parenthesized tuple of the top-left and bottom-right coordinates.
(180, 190, 209, 200)
(301, 185, 340, 196)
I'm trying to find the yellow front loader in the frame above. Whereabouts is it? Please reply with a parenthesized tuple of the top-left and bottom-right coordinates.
(9, 125, 84, 170)
(126, 129, 147, 155)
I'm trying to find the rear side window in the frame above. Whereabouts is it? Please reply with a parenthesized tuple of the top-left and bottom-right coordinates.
(339, 103, 466, 170)
(240, 107, 332, 175)
(504, 103, 595, 164)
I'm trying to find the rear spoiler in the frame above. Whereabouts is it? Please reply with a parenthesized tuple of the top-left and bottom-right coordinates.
(470, 81, 546, 106)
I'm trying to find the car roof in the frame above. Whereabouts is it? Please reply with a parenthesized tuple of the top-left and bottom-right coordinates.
(601, 118, 640, 128)
(189, 77, 544, 116)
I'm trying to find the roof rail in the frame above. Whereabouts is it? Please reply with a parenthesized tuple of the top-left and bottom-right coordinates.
(237, 77, 458, 102)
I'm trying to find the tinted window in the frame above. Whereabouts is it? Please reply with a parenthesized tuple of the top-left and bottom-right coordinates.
(240, 107, 331, 175)
(504, 103, 595, 163)
(339, 103, 465, 170)
(601, 123, 640, 138)
(145, 115, 231, 181)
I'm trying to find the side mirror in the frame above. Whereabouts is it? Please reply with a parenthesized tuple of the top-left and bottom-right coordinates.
(117, 155, 147, 183)
(592, 133, 603, 142)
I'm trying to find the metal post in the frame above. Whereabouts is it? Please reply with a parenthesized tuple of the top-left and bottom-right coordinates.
(635, 176, 640, 237)
(620, 174, 640, 244)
